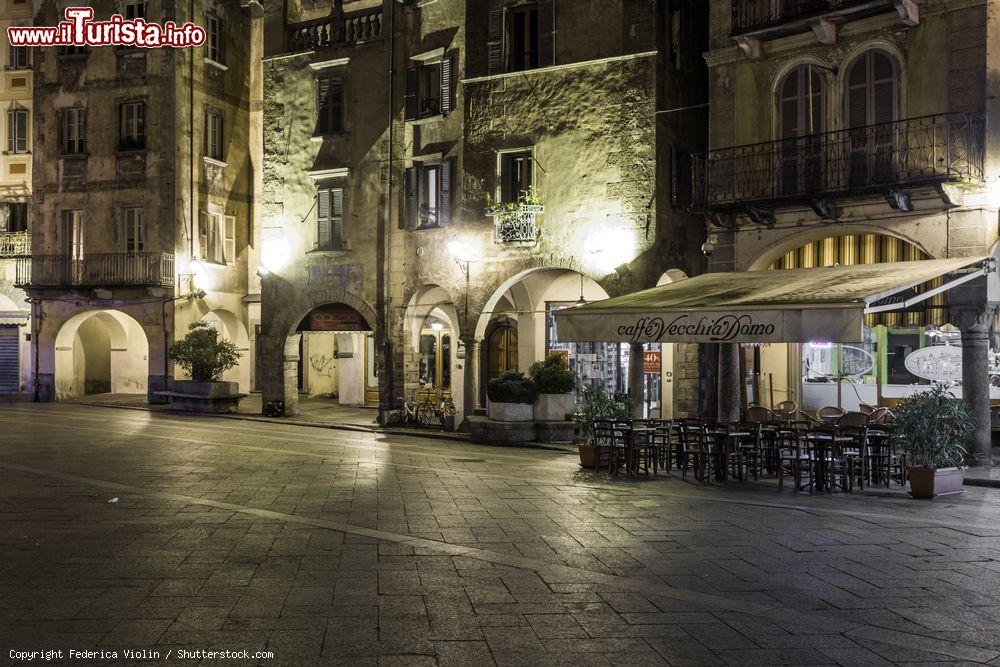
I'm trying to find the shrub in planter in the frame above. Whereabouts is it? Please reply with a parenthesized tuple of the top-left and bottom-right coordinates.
(528, 352, 577, 421)
(571, 386, 633, 467)
(486, 371, 536, 422)
(892, 383, 973, 498)
(167, 322, 243, 413)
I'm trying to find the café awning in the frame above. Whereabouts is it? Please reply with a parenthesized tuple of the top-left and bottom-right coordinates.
(553, 257, 993, 344)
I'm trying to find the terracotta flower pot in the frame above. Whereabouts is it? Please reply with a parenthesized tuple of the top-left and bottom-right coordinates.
(907, 466, 964, 499)
(578, 444, 596, 468)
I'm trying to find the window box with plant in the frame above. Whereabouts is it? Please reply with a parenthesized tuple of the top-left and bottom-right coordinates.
(572, 386, 633, 468)
(529, 352, 576, 422)
(486, 370, 536, 422)
(892, 383, 973, 499)
(487, 188, 543, 244)
(163, 322, 245, 413)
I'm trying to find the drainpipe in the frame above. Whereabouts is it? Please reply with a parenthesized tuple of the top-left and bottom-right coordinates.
(377, 0, 398, 422)
(31, 296, 39, 402)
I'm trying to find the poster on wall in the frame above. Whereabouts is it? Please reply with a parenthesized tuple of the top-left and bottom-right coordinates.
(904, 346, 962, 382)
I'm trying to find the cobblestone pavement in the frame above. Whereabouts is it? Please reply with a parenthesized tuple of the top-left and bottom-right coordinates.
(1, 404, 1000, 666)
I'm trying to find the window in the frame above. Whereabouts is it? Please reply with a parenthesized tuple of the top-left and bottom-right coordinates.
(316, 75, 344, 135)
(199, 211, 235, 263)
(404, 56, 453, 121)
(60, 108, 86, 155)
(498, 151, 533, 203)
(205, 110, 223, 161)
(123, 207, 143, 252)
(57, 45, 88, 57)
(846, 49, 898, 129)
(121, 0, 145, 19)
(1, 203, 27, 233)
(206, 14, 224, 64)
(6, 108, 28, 154)
(315, 187, 345, 250)
(119, 101, 146, 151)
(62, 210, 83, 259)
(776, 64, 825, 196)
(8, 46, 28, 70)
(404, 160, 452, 229)
(487, 2, 554, 75)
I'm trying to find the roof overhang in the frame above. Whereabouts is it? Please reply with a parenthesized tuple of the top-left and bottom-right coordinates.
(553, 257, 993, 345)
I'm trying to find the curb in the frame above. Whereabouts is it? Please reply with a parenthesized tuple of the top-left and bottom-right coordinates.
(963, 478, 1000, 489)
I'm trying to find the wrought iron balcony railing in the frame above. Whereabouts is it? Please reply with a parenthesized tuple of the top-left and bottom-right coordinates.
(691, 113, 985, 211)
(15, 252, 175, 288)
(288, 7, 383, 52)
(731, 0, 889, 35)
(0, 231, 30, 257)
(489, 204, 543, 245)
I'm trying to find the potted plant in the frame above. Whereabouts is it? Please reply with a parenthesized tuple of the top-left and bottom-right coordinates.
(571, 386, 633, 467)
(166, 322, 244, 413)
(486, 370, 536, 422)
(892, 383, 973, 499)
(529, 352, 577, 421)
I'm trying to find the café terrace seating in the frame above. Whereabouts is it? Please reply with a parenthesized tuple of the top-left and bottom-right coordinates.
(588, 405, 901, 493)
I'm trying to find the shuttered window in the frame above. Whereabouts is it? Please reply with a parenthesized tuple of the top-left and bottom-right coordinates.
(119, 101, 146, 151)
(500, 151, 533, 203)
(7, 108, 28, 154)
(316, 187, 345, 250)
(2, 203, 27, 233)
(207, 14, 224, 64)
(62, 210, 83, 260)
(491, 1, 554, 75)
(777, 64, 825, 139)
(0, 326, 19, 393)
(206, 111, 223, 160)
(199, 211, 231, 263)
(316, 75, 344, 135)
(846, 50, 898, 129)
(61, 108, 86, 155)
(124, 207, 143, 253)
(404, 160, 453, 229)
(8, 46, 28, 70)
(404, 56, 453, 121)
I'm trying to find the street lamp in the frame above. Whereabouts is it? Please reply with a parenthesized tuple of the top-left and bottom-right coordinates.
(448, 238, 480, 336)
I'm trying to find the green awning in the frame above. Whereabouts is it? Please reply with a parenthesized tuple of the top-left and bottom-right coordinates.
(553, 257, 990, 344)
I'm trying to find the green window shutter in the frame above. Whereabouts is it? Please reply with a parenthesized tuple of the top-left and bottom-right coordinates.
(316, 188, 331, 249)
(224, 215, 236, 263)
(487, 9, 503, 75)
(438, 159, 452, 226)
(330, 188, 344, 249)
(403, 167, 417, 229)
(440, 56, 453, 115)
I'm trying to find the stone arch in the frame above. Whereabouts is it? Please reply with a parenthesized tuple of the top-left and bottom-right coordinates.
(747, 227, 934, 270)
(200, 308, 251, 389)
(276, 288, 378, 340)
(53, 309, 150, 400)
(403, 284, 463, 422)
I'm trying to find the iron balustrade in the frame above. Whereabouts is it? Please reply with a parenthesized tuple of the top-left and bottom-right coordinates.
(0, 232, 30, 257)
(15, 252, 175, 288)
(691, 113, 985, 211)
(731, 0, 886, 35)
(490, 205, 542, 244)
(288, 7, 383, 52)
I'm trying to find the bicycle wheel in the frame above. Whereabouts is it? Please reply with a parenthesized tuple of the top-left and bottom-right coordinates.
(416, 403, 436, 426)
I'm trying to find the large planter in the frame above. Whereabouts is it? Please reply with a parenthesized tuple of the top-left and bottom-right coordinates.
(487, 400, 533, 422)
(163, 380, 245, 414)
(907, 466, 964, 499)
(578, 444, 597, 468)
(534, 393, 576, 422)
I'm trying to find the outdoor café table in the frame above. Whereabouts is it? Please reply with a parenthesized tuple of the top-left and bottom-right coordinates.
(704, 427, 750, 481)
(804, 432, 854, 492)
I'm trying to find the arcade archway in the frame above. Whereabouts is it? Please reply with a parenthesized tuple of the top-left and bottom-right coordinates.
(54, 309, 149, 399)
(294, 302, 376, 407)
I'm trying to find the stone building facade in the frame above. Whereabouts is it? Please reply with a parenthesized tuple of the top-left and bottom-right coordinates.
(24, 0, 262, 402)
(698, 0, 1000, 450)
(0, 0, 34, 395)
(260, 0, 708, 423)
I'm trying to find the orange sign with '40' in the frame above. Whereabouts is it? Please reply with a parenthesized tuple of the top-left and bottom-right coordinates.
(643, 350, 660, 373)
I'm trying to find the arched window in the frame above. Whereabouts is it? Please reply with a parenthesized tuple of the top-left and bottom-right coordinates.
(845, 49, 898, 129)
(777, 64, 826, 139)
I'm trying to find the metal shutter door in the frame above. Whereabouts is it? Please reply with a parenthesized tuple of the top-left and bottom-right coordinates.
(0, 326, 19, 392)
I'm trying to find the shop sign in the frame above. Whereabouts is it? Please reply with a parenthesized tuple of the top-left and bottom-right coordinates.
(904, 345, 962, 382)
(301, 303, 371, 332)
(643, 350, 660, 373)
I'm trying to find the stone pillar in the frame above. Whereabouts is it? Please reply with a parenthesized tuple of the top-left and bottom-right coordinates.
(698, 343, 718, 418)
(460, 335, 480, 429)
(628, 342, 644, 418)
(718, 343, 741, 422)
(954, 305, 997, 466)
(283, 333, 301, 417)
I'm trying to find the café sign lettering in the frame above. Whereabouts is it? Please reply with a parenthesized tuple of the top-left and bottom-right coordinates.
(618, 315, 776, 343)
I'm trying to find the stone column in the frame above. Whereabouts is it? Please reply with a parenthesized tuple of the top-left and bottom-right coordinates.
(954, 305, 997, 466)
(718, 343, 741, 422)
(283, 333, 301, 417)
(460, 335, 480, 430)
(628, 342, 644, 418)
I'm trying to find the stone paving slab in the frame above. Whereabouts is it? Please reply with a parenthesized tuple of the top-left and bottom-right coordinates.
(0, 403, 999, 665)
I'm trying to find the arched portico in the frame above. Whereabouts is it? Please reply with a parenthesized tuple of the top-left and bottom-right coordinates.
(199, 309, 251, 390)
(53, 309, 150, 400)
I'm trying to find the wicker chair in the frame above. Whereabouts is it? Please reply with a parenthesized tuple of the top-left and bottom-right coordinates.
(747, 405, 778, 423)
(775, 400, 798, 419)
(837, 411, 869, 429)
(816, 406, 846, 424)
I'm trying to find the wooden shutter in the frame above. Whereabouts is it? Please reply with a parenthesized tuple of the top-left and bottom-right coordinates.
(487, 9, 503, 75)
(438, 158, 452, 225)
(115, 207, 124, 250)
(847, 56, 868, 129)
(871, 51, 896, 125)
(224, 215, 236, 263)
(440, 56, 453, 115)
(329, 77, 343, 132)
(500, 155, 513, 202)
(317, 77, 330, 134)
(6, 112, 12, 153)
(330, 188, 344, 248)
(538, 0, 555, 68)
(316, 188, 331, 249)
(198, 210, 208, 259)
(404, 167, 417, 229)
(404, 66, 418, 121)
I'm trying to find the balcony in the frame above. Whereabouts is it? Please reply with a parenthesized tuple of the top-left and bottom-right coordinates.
(692, 113, 984, 213)
(0, 231, 30, 257)
(489, 205, 543, 245)
(15, 252, 175, 289)
(730, 0, 912, 52)
(288, 7, 383, 52)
